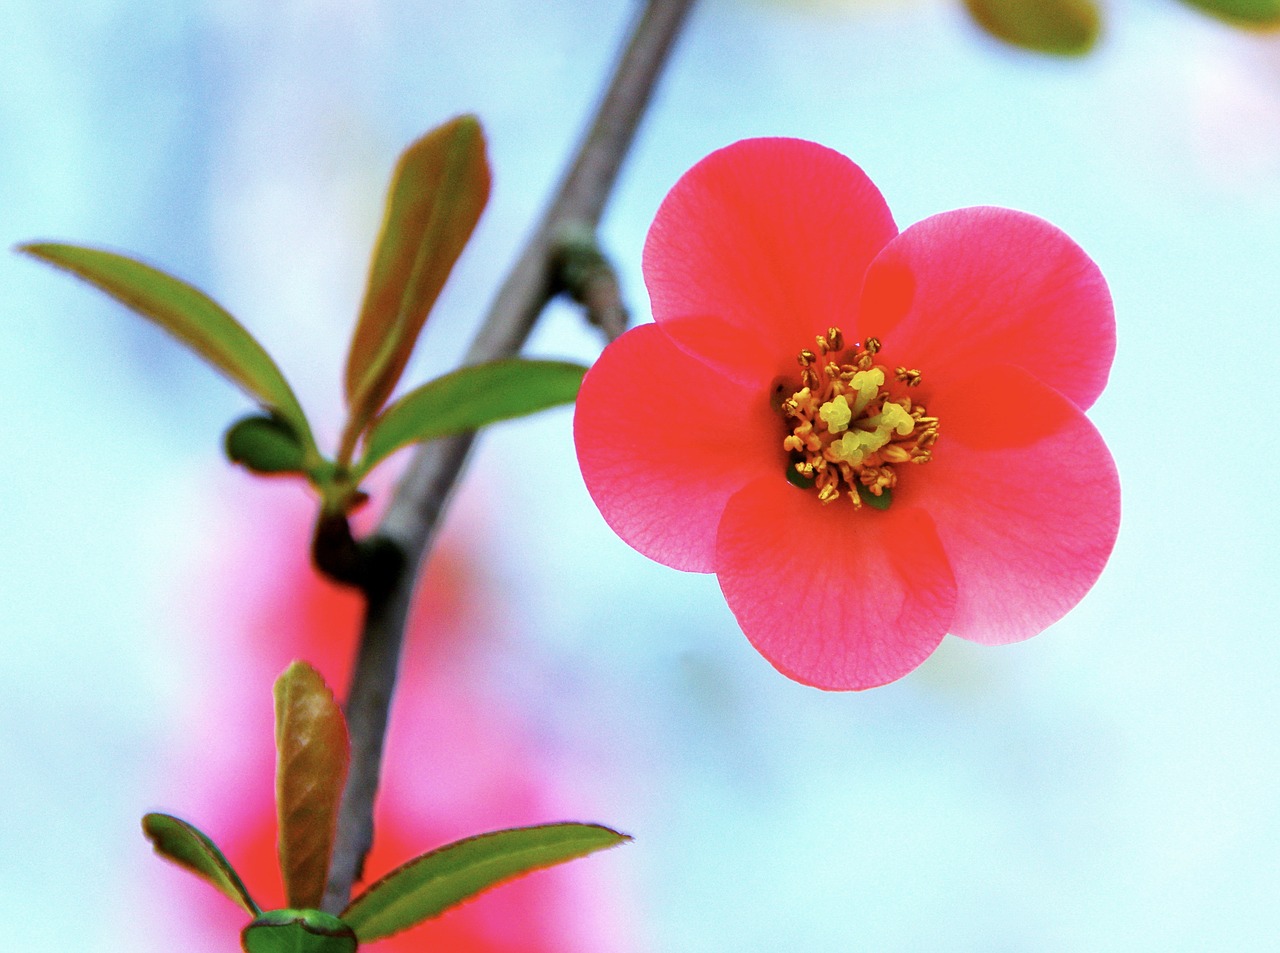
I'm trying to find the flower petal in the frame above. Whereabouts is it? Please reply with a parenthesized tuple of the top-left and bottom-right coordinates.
(921, 365, 1120, 645)
(859, 207, 1114, 410)
(652, 313, 785, 390)
(715, 476, 957, 690)
(644, 137, 898, 369)
(574, 323, 777, 573)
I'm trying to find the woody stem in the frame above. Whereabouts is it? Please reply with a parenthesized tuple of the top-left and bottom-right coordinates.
(320, 0, 698, 912)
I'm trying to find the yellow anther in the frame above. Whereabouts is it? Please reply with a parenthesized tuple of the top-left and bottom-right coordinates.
(787, 386, 812, 412)
(895, 367, 922, 387)
(860, 466, 896, 492)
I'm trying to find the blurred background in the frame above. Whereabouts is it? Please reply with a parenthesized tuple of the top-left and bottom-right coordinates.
(3, 0, 1279, 950)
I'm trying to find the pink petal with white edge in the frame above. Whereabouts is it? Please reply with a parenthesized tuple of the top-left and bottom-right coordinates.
(644, 138, 898, 369)
(859, 207, 1114, 411)
(715, 476, 957, 690)
(574, 323, 777, 573)
(923, 365, 1120, 645)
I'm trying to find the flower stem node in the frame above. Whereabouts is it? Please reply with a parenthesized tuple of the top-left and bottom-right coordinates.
(778, 330, 938, 508)
(241, 909, 358, 953)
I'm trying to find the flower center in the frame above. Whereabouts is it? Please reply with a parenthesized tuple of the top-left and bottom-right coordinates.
(775, 328, 938, 508)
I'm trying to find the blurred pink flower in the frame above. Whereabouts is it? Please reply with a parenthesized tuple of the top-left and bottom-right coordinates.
(167, 492, 626, 952)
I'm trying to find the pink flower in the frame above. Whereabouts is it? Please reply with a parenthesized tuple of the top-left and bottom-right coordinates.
(574, 138, 1119, 691)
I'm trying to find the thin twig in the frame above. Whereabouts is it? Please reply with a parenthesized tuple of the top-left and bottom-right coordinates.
(321, 0, 697, 912)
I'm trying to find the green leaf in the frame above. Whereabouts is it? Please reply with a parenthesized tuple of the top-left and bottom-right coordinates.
(225, 414, 310, 475)
(785, 466, 816, 490)
(962, 0, 1102, 55)
(274, 662, 350, 911)
(857, 484, 893, 511)
(1176, 0, 1280, 27)
(241, 909, 357, 953)
(341, 822, 630, 941)
(18, 242, 315, 448)
(355, 358, 586, 477)
(142, 812, 260, 915)
(344, 116, 492, 434)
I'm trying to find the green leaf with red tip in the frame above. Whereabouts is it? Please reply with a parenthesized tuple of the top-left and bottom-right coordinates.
(274, 662, 350, 911)
(1176, 0, 1280, 26)
(17, 242, 315, 448)
(344, 116, 492, 433)
(962, 0, 1102, 55)
(142, 813, 260, 915)
(241, 909, 357, 953)
(354, 358, 586, 477)
(341, 822, 630, 941)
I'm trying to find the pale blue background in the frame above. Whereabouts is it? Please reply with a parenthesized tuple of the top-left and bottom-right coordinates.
(3, 0, 1279, 950)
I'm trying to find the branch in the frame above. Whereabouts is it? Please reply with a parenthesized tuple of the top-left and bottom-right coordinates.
(321, 0, 698, 912)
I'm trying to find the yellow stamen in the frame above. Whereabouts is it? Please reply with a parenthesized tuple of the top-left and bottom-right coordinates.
(776, 329, 939, 508)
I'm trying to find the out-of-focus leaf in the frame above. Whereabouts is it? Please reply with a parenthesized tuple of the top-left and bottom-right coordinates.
(962, 0, 1102, 55)
(18, 243, 314, 446)
(355, 358, 586, 476)
(1176, 0, 1280, 26)
(241, 909, 357, 953)
(342, 822, 630, 941)
(225, 414, 310, 475)
(142, 813, 260, 915)
(274, 662, 349, 911)
(344, 116, 491, 433)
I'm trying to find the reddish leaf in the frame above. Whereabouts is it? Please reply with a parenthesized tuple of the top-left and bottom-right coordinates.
(963, 0, 1102, 55)
(344, 116, 491, 436)
(273, 661, 350, 910)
